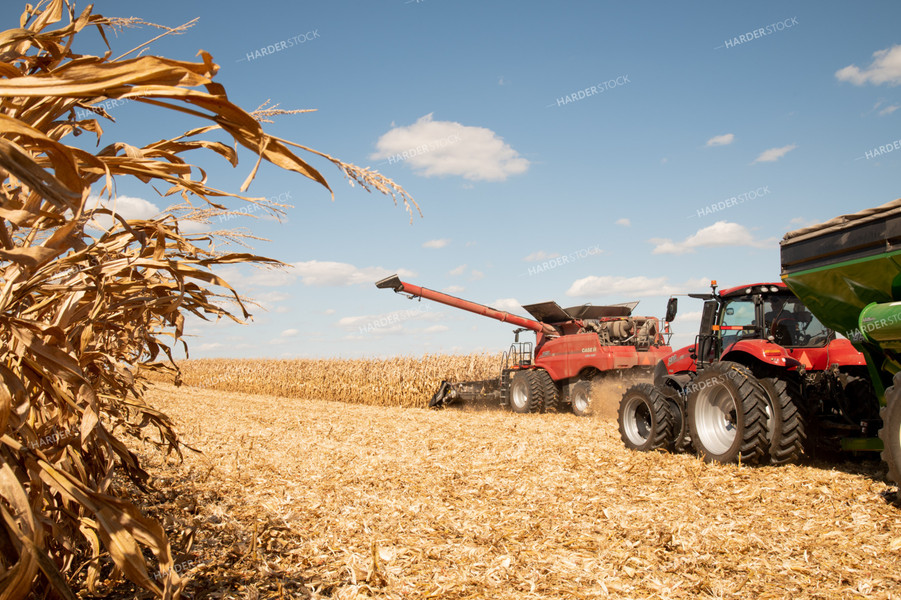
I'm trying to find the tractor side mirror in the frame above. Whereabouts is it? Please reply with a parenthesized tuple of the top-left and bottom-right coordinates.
(665, 297, 678, 323)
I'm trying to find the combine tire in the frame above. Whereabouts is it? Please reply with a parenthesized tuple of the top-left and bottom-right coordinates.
(758, 377, 805, 466)
(570, 381, 593, 417)
(618, 383, 674, 451)
(661, 385, 691, 452)
(510, 370, 542, 414)
(687, 361, 769, 465)
(534, 369, 559, 413)
(880, 374, 901, 485)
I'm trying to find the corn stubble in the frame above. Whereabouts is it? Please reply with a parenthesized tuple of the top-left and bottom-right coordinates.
(166, 354, 501, 408)
(0, 2, 414, 598)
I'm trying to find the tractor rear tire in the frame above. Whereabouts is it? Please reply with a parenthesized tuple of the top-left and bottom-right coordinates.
(880, 374, 901, 485)
(534, 369, 559, 413)
(687, 361, 769, 465)
(661, 385, 691, 452)
(510, 370, 542, 414)
(570, 380, 593, 417)
(758, 377, 805, 466)
(618, 383, 674, 451)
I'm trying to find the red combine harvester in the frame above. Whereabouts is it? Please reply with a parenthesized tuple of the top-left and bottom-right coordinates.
(375, 274, 675, 414)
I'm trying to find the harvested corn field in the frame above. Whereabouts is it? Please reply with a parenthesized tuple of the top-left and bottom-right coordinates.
(125, 382, 901, 599)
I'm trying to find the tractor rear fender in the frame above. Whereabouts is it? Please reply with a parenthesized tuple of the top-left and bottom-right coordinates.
(653, 360, 692, 391)
(722, 340, 801, 372)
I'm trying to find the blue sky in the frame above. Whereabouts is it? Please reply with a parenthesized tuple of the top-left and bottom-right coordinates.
(43, 0, 901, 358)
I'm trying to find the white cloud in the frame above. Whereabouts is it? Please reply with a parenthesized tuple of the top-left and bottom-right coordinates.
(705, 133, 735, 147)
(281, 329, 299, 337)
(491, 298, 522, 312)
(523, 250, 561, 262)
(752, 144, 797, 164)
(449, 264, 467, 276)
(879, 104, 900, 116)
(370, 113, 530, 181)
(423, 238, 450, 249)
(443, 285, 465, 294)
(338, 308, 440, 336)
(835, 44, 901, 86)
(470, 269, 485, 280)
(424, 325, 449, 333)
(615, 218, 631, 227)
(85, 194, 210, 234)
(291, 261, 415, 287)
(650, 221, 773, 254)
(86, 195, 160, 230)
(566, 276, 710, 298)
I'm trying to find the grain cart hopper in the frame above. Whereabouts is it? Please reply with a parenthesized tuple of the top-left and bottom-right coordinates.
(618, 280, 871, 466)
(781, 199, 901, 484)
(375, 274, 674, 414)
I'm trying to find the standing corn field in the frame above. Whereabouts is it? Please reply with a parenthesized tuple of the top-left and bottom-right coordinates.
(153, 354, 502, 408)
(0, 2, 415, 598)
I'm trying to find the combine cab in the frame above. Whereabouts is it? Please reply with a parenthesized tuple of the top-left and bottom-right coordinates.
(620, 281, 872, 465)
(376, 274, 674, 414)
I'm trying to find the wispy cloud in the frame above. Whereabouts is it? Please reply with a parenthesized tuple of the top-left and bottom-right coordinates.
(650, 221, 773, 254)
(371, 113, 530, 181)
(523, 250, 561, 262)
(566, 276, 710, 298)
(752, 144, 797, 164)
(615, 218, 631, 227)
(705, 133, 735, 147)
(423, 238, 450, 249)
(835, 44, 901, 86)
(491, 298, 522, 312)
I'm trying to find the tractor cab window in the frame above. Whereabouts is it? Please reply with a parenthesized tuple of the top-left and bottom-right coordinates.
(719, 298, 756, 349)
(765, 295, 830, 347)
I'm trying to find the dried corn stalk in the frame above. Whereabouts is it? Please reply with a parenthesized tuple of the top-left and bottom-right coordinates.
(0, 2, 416, 598)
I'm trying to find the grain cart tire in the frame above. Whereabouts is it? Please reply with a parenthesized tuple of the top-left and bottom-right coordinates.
(618, 383, 674, 451)
(757, 377, 805, 466)
(510, 370, 542, 414)
(687, 362, 769, 465)
(661, 385, 691, 452)
(879, 375, 901, 485)
(570, 380, 593, 417)
(534, 369, 559, 413)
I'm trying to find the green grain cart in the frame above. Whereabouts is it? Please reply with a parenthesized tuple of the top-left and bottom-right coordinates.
(780, 199, 901, 484)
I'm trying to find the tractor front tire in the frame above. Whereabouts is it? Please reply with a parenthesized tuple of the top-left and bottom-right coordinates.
(758, 377, 805, 466)
(570, 381, 593, 417)
(510, 370, 542, 414)
(661, 385, 691, 452)
(880, 374, 901, 485)
(618, 383, 674, 452)
(687, 361, 769, 465)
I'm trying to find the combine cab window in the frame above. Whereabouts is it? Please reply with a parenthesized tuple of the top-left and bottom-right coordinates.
(764, 295, 830, 347)
(719, 298, 756, 349)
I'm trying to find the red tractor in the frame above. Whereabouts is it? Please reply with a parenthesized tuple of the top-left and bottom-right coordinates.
(619, 281, 874, 465)
(376, 274, 674, 414)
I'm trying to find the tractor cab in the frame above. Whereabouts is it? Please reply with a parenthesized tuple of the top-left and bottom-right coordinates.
(693, 282, 833, 369)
